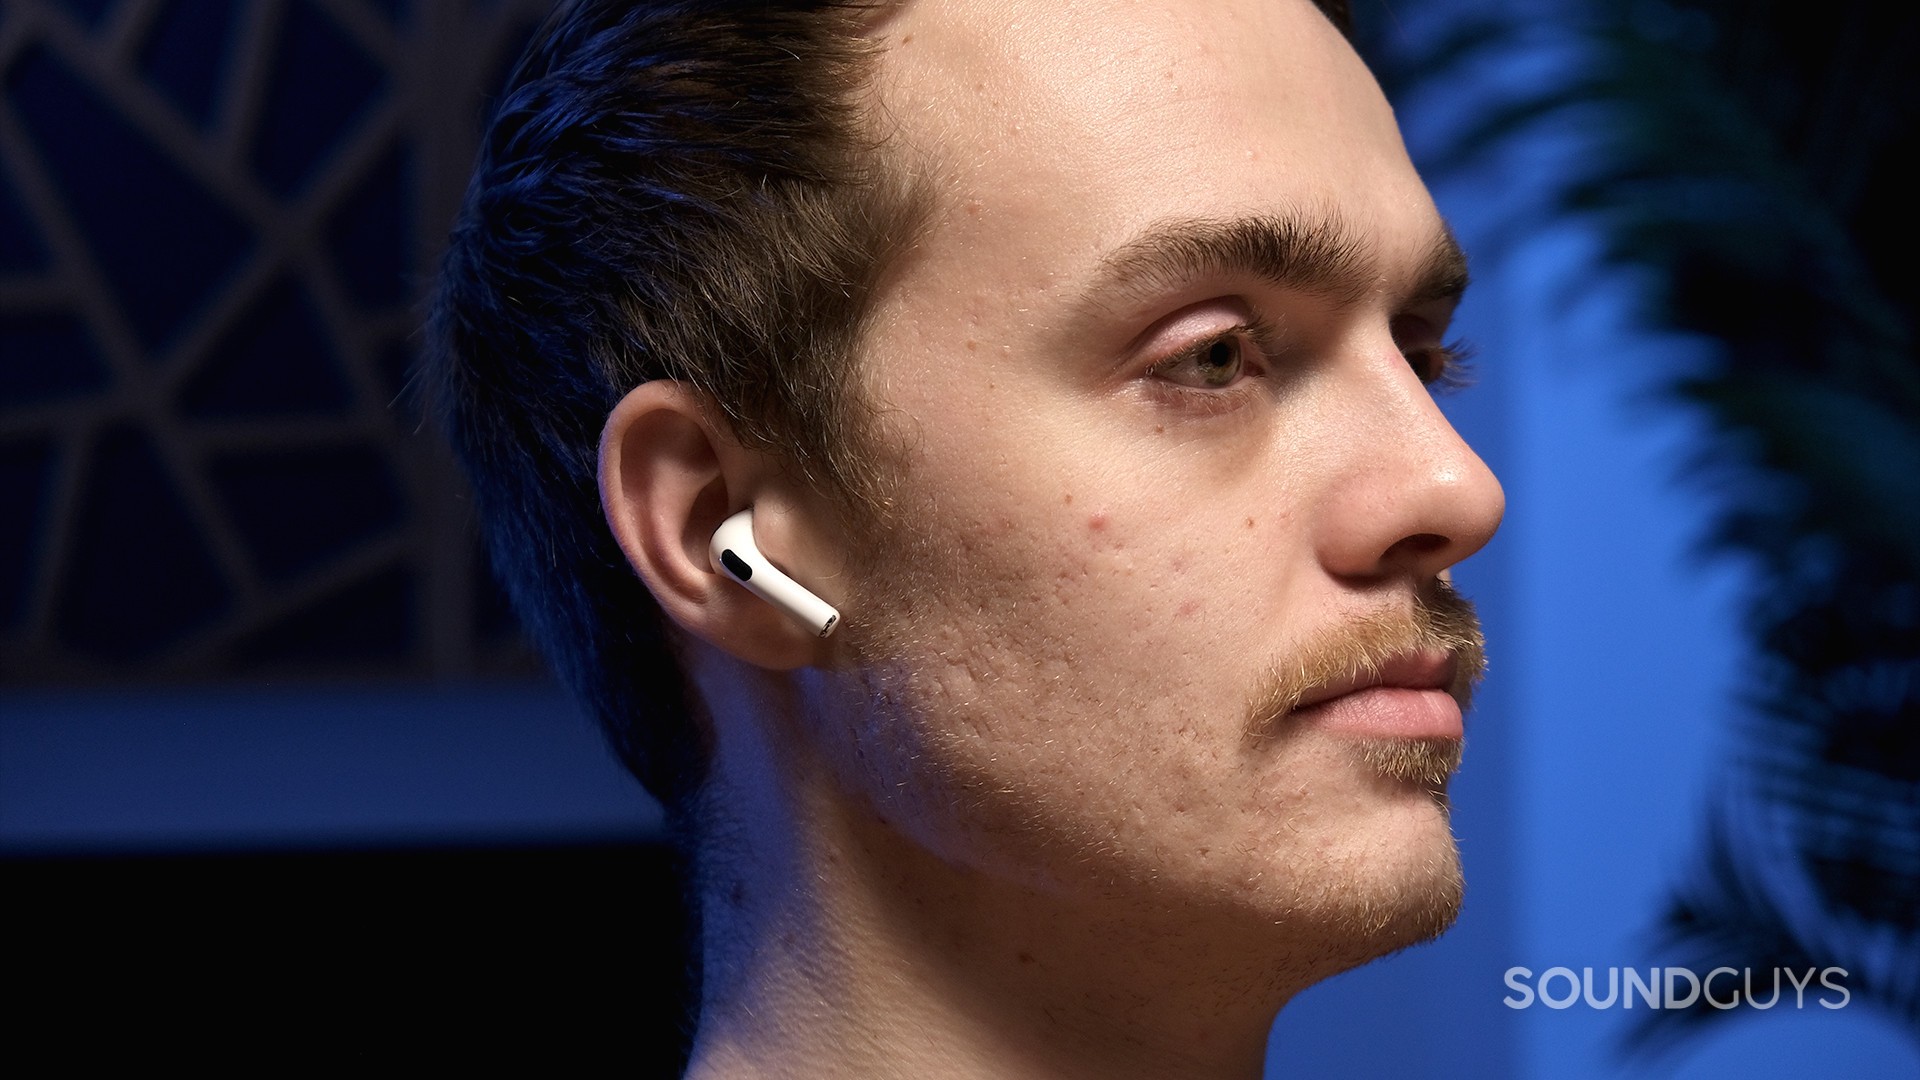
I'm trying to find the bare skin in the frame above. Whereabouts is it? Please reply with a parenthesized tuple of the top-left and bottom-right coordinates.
(598, 0, 1506, 1077)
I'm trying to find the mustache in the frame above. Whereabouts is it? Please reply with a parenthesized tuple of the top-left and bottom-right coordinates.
(1244, 580, 1486, 740)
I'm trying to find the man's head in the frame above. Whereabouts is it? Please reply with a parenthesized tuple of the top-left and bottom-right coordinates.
(432, 0, 1501, 1002)
(784, 0, 1504, 949)
(430, 0, 928, 820)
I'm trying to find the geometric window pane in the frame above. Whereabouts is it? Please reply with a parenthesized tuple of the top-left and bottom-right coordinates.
(6, 46, 254, 354)
(56, 425, 233, 661)
(206, 446, 404, 583)
(251, 0, 386, 198)
(0, 312, 113, 407)
(49, 0, 114, 30)
(236, 562, 416, 668)
(0, 164, 51, 273)
(0, 437, 56, 632)
(138, 0, 243, 131)
(0, 0, 551, 682)
(326, 142, 412, 309)
(176, 277, 353, 420)
(362, 0, 408, 27)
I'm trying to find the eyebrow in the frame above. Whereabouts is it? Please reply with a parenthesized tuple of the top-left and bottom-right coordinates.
(1074, 211, 1469, 317)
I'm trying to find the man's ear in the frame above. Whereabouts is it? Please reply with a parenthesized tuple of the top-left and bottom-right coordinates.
(597, 380, 826, 670)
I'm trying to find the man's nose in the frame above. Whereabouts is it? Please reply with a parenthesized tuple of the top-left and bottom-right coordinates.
(1311, 355, 1505, 584)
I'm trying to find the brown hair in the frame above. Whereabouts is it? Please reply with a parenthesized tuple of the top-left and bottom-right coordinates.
(426, 0, 1357, 832)
(427, 0, 922, 829)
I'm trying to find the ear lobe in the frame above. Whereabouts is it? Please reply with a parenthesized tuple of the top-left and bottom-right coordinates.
(597, 381, 824, 670)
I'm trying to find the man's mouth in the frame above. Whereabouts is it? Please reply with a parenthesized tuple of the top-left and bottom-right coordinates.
(1289, 650, 1466, 742)
(1240, 582, 1487, 743)
(1289, 649, 1460, 713)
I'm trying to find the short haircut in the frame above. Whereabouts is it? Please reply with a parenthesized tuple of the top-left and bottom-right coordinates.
(426, 0, 1355, 831)
(427, 0, 923, 829)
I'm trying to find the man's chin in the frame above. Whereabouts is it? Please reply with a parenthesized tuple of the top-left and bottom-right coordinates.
(1290, 765, 1467, 974)
(1377, 853, 1465, 950)
(1309, 835, 1465, 976)
(1353, 735, 1463, 795)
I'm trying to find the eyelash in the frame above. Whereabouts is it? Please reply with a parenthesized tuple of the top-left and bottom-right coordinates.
(1144, 319, 1478, 400)
(1410, 339, 1477, 394)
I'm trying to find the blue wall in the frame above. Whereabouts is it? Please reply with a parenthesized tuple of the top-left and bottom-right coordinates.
(0, 680, 659, 852)
(1265, 95, 1920, 1074)
(10, 191, 1915, 1077)
(3, 0, 1916, 1075)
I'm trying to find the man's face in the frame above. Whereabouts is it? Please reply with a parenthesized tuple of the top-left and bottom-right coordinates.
(802, 0, 1504, 960)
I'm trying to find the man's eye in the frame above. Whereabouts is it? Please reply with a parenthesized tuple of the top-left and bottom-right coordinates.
(1151, 332, 1251, 389)
(1392, 314, 1476, 393)
(1408, 341, 1477, 393)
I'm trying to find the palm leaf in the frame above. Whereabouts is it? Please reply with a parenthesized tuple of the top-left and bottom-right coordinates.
(1360, 0, 1920, 1052)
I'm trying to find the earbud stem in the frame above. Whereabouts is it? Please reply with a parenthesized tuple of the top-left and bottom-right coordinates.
(709, 508, 841, 637)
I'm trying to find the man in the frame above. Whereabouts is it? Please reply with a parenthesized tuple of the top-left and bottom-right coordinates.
(430, 0, 1504, 1076)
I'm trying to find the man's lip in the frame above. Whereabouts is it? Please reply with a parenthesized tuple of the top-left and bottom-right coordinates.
(1290, 650, 1458, 713)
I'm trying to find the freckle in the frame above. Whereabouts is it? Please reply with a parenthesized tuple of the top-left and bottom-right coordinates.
(901, 33, 912, 44)
(964, 200, 982, 217)
(1062, 493, 1073, 505)
(1245, 517, 1255, 528)
(1153, 424, 1165, 434)
(965, 339, 977, 351)
(1018, 952, 1037, 965)
(1088, 513, 1108, 531)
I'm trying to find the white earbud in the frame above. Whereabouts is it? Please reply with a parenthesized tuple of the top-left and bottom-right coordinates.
(709, 507, 840, 637)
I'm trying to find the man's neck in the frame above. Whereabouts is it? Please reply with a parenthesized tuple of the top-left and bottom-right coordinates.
(679, 756, 1318, 1080)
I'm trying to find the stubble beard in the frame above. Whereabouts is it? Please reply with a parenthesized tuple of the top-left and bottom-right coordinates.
(820, 477, 1485, 971)
(1356, 736, 1466, 793)
(1243, 582, 1484, 955)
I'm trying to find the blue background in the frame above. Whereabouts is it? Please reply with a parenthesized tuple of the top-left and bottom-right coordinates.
(3, 0, 1916, 1075)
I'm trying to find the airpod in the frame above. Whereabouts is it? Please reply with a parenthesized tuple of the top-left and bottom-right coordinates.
(710, 507, 840, 637)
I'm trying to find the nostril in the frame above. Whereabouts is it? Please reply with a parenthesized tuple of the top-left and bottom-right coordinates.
(1384, 532, 1449, 566)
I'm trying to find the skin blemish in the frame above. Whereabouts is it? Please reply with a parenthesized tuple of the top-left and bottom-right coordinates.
(1087, 512, 1108, 532)
(1177, 599, 1200, 619)
(1245, 517, 1255, 528)
(965, 339, 977, 351)
(1062, 493, 1073, 505)
(1153, 424, 1165, 434)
